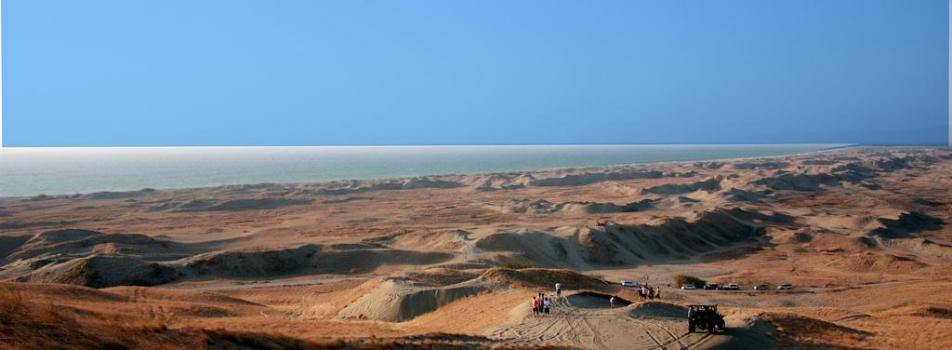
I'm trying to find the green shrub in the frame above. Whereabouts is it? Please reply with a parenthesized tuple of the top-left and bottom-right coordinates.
(673, 274, 706, 288)
(500, 260, 534, 269)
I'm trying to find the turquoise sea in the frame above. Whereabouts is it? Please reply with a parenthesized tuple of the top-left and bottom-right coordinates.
(0, 144, 846, 197)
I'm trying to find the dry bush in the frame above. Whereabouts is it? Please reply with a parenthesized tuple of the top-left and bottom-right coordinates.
(499, 260, 534, 270)
(673, 274, 706, 288)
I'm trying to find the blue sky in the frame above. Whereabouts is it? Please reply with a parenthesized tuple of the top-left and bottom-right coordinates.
(3, 0, 948, 146)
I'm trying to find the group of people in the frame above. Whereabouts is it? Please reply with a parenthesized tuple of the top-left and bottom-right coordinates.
(531, 293, 552, 315)
(530, 282, 564, 316)
(638, 285, 661, 300)
(532, 281, 659, 313)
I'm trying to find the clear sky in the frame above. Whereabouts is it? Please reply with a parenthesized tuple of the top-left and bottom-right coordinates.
(3, 0, 948, 146)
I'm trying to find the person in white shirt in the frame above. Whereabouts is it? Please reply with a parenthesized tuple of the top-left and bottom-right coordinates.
(555, 282, 562, 297)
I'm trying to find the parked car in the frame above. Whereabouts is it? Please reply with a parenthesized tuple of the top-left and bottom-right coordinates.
(777, 283, 793, 290)
(621, 280, 637, 287)
(723, 283, 740, 290)
(703, 284, 720, 290)
(753, 283, 769, 291)
(681, 284, 697, 290)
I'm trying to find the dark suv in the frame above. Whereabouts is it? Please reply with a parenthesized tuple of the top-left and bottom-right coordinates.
(687, 305, 726, 333)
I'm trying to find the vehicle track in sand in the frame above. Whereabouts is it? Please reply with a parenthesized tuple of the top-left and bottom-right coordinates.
(684, 333, 715, 350)
(490, 296, 729, 350)
(580, 313, 607, 349)
(638, 318, 719, 350)
(629, 317, 687, 349)
(639, 324, 667, 350)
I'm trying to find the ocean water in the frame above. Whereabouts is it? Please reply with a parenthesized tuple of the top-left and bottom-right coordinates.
(0, 144, 845, 197)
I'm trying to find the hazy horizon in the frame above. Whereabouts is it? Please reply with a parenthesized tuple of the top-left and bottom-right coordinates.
(0, 144, 843, 197)
(0, 142, 874, 149)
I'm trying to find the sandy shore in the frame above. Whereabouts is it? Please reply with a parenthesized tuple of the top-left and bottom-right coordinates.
(1, 147, 950, 349)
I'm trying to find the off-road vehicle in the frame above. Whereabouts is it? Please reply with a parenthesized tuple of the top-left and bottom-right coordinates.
(687, 304, 726, 333)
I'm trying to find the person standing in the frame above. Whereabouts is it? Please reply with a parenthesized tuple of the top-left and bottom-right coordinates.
(555, 282, 562, 297)
(609, 296, 616, 308)
(538, 293, 545, 313)
(544, 297, 551, 315)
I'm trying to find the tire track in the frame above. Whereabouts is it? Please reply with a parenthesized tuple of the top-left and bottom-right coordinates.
(641, 325, 667, 350)
(490, 295, 725, 350)
(580, 314, 606, 349)
(535, 310, 565, 339)
(683, 333, 714, 350)
(652, 321, 689, 349)
(563, 307, 584, 345)
(629, 317, 694, 350)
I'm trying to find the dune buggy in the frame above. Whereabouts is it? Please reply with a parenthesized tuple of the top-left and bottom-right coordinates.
(687, 304, 726, 333)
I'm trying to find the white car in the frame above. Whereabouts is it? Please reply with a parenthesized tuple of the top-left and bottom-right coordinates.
(724, 283, 740, 290)
(777, 283, 793, 290)
(621, 280, 636, 287)
(680, 284, 697, 290)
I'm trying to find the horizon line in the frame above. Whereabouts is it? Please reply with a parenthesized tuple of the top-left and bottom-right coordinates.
(0, 143, 862, 150)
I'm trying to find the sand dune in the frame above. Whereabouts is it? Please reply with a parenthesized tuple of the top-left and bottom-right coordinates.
(15, 255, 179, 287)
(474, 173, 536, 192)
(479, 268, 615, 292)
(150, 197, 312, 212)
(472, 207, 785, 268)
(337, 278, 489, 321)
(1, 147, 951, 349)
(5, 229, 189, 261)
(315, 177, 464, 195)
(486, 198, 657, 215)
(184, 244, 453, 278)
(640, 176, 722, 195)
(0, 233, 454, 287)
(526, 169, 667, 187)
(732, 161, 790, 169)
(870, 211, 944, 238)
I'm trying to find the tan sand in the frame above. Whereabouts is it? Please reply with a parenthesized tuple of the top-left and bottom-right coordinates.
(1, 147, 950, 349)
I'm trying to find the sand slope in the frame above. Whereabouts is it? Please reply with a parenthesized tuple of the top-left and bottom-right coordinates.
(1, 147, 951, 349)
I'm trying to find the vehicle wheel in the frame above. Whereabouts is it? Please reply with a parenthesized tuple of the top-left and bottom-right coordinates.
(708, 325, 715, 334)
(688, 322, 695, 333)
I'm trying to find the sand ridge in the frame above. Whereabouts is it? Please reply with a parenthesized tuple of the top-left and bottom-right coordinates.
(1, 147, 951, 349)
